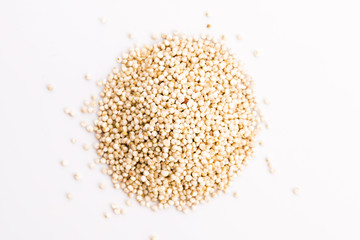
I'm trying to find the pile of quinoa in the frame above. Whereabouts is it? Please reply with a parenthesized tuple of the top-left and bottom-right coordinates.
(93, 34, 260, 212)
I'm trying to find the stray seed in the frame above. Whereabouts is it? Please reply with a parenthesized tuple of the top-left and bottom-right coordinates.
(88, 107, 94, 113)
(253, 50, 260, 58)
(80, 121, 87, 127)
(71, 138, 77, 144)
(221, 35, 227, 40)
(68, 110, 75, 117)
(113, 208, 120, 215)
(265, 123, 270, 129)
(104, 212, 110, 219)
(258, 141, 263, 146)
(233, 192, 239, 198)
(99, 182, 106, 189)
(100, 17, 107, 24)
(73, 173, 81, 181)
(128, 33, 134, 39)
(66, 193, 73, 200)
(120, 208, 125, 214)
(125, 199, 132, 206)
(86, 125, 94, 132)
(206, 24, 211, 28)
(101, 168, 107, 174)
(46, 84, 54, 91)
(81, 107, 87, 113)
(293, 187, 300, 195)
(151, 205, 158, 212)
(95, 158, 100, 164)
(182, 208, 189, 214)
(96, 81, 103, 87)
(91, 95, 97, 101)
(64, 108, 70, 114)
(60, 160, 67, 167)
(205, 12, 210, 17)
(269, 168, 275, 174)
(236, 34, 242, 40)
(88, 163, 95, 169)
(263, 98, 270, 105)
(84, 74, 92, 80)
(83, 144, 90, 151)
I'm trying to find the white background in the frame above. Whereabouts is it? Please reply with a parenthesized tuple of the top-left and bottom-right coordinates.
(1, 0, 360, 239)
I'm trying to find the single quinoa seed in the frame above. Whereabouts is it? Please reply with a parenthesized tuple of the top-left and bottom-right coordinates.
(253, 50, 260, 58)
(85, 74, 92, 80)
(206, 24, 211, 28)
(94, 34, 259, 211)
(46, 84, 54, 91)
(236, 34, 242, 40)
(60, 160, 67, 167)
(66, 193, 73, 200)
(293, 187, 300, 195)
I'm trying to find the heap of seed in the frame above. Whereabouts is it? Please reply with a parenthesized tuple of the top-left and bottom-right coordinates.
(93, 34, 260, 211)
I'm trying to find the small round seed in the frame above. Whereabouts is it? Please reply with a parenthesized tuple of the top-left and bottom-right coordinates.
(111, 203, 118, 209)
(80, 121, 87, 127)
(71, 138, 77, 144)
(104, 212, 110, 219)
(99, 183, 106, 189)
(258, 141, 263, 146)
(85, 74, 92, 80)
(263, 98, 270, 105)
(253, 50, 260, 57)
(66, 193, 73, 200)
(46, 84, 54, 91)
(125, 199, 133, 206)
(293, 187, 300, 195)
(96, 81, 103, 87)
(83, 144, 90, 151)
(73, 173, 81, 181)
(205, 12, 210, 17)
(221, 35, 227, 40)
(236, 34, 242, 40)
(128, 33, 134, 39)
(60, 160, 67, 167)
(120, 208, 125, 214)
(233, 192, 239, 198)
(81, 107, 87, 113)
(100, 17, 107, 24)
(269, 168, 275, 174)
(88, 163, 95, 169)
(206, 24, 211, 28)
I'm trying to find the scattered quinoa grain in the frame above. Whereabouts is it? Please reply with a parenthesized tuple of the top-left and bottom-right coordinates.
(83, 144, 90, 151)
(233, 192, 239, 198)
(99, 182, 106, 189)
(100, 17, 107, 24)
(236, 34, 242, 40)
(88, 163, 95, 169)
(120, 208, 125, 215)
(205, 12, 210, 17)
(73, 173, 81, 181)
(104, 212, 110, 219)
(206, 24, 211, 28)
(46, 84, 54, 91)
(71, 138, 77, 144)
(60, 160, 67, 167)
(128, 33, 134, 39)
(151, 34, 158, 40)
(253, 50, 260, 57)
(125, 199, 132, 206)
(258, 141, 263, 146)
(80, 121, 87, 127)
(66, 193, 73, 200)
(263, 98, 270, 105)
(293, 187, 300, 195)
(84, 74, 92, 80)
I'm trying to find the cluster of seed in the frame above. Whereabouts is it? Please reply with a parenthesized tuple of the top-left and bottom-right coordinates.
(93, 34, 260, 211)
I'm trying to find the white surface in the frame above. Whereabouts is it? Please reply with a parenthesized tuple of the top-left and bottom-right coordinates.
(1, 0, 360, 239)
